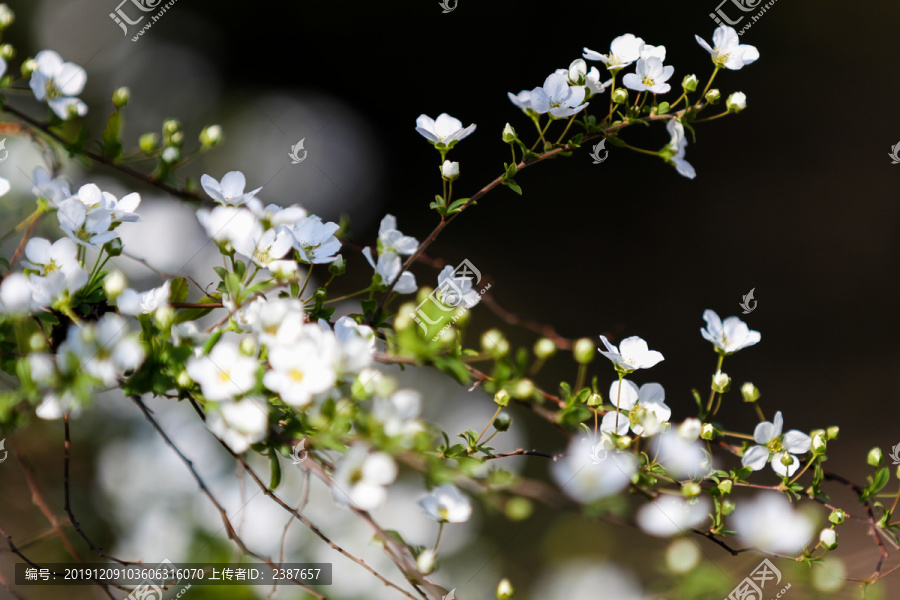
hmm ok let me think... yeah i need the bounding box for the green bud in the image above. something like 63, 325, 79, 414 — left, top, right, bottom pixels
740, 382, 760, 402
493, 412, 512, 432
780, 453, 794, 467
826, 426, 839, 440
162, 118, 182, 136
20, 58, 36, 78
496, 578, 515, 599
328, 254, 345, 276
682, 74, 699, 92
494, 389, 510, 407
103, 270, 127, 299
502, 123, 518, 143
0, 4, 14, 29
504, 497, 532, 521
105, 238, 123, 257
139, 132, 159, 154
482, 329, 509, 357
717, 479, 733, 495
112, 87, 130, 109
868, 447, 883, 467
534, 337, 556, 359
701, 423, 715, 441
573, 338, 595, 364
239, 336, 258, 356
721, 499, 736, 515
199, 124, 224, 148
0, 43, 14, 60
169, 131, 184, 146
512, 379, 534, 399
155, 305, 175, 329
682, 482, 701, 498
812, 434, 826, 454
705, 89, 721, 104
28, 333, 46, 352
612, 88, 628, 104
828, 509, 846, 525
176, 370, 193, 388
586, 393, 603, 407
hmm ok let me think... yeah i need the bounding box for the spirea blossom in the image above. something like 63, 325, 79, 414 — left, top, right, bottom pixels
695, 25, 760, 70
186, 340, 259, 401
583, 34, 645, 70
332, 445, 397, 510
415, 113, 476, 148
700, 309, 761, 354
530, 73, 588, 118
741, 411, 812, 477
201, 171, 262, 206
419, 483, 473, 523
597, 335, 664, 373
731, 492, 814, 553
29, 50, 88, 120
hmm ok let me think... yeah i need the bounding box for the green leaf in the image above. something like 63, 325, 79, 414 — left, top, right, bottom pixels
269, 450, 282, 491
606, 136, 626, 147
170, 277, 189, 304
504, 180, 522, 195
102, 111, 123, 159
445, 198, 471, 215
505, 162, 518, 178
657, 102, 671, 115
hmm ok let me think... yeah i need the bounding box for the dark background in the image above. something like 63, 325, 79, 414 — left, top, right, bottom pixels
3, 0, 900, 597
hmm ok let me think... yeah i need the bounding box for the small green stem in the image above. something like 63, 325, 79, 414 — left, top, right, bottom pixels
554, 115, 577, 144
323, 288, 370, 305
700, 65, 721, 100
530, 120, 552, 152
706, 353, 725, 414
619, 141, 661, 157
475, 405, 503, 447
575, 363, 587, 392
692, 111, 730, 123
433, 522, 446, 554
614, 372, 624, 430
298, 266, 314, 298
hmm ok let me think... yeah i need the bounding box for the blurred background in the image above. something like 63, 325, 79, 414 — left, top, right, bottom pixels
1, 0, 899, 598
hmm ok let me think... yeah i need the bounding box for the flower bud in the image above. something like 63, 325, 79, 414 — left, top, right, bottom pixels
162, 118, 182, 136
494, 389, 510, 407
587, 393, 603, 407
416, 549, 436, 574
617, 435, 632, 449
812, 434, 826, 453
682, 482, 701, 498
780, 453, 794, 467
103, 270, 127, 299
534, 337, 556, 359
328, 254, 346, 276
826, 426, 839, 440
482, 329, 509, 357
721, 499, 736, 515
819, 528, 837, 550
161, 146, 180, 164
711, 370, 730, 393
679, 418, 702, 441
269, 260, 299, 281
740, 382, 760, 402
682, 74, 699, 92
701, 422, 715, 441
169, 131, 184, 146
726, 91, 747, 113
568, 58, 587, 85
868, 447, 883, 467
176, 370, 193, 388
496, 578, 515, 599
139, 132, 159, 154
0, 4, 14, 29
512, 379, 534, 399
28, 333, 46, 352
239, 336, 258, 356
718, 479, 733, 495
199, 124, 224, 148
828, 509, 846, 525
112, 87, 130, 109
440, 160, 459, 181
705, 89, 721, 104
155, 305, 175, 329
493, 412, 512, 432
502, 123, 518, 143
612, 88, 629, 104
0, 43, 14, 60
105, 237, 123, 257
20, 58, 36, 77
573, 338, 594, 364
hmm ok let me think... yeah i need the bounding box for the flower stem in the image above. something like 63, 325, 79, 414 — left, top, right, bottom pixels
706, 353, 725, 414
614, 372, 624, 430
433, 522, 446, 554
475, 405, 503, 447
530, 120, 552, 152
554, 115, 577, 145
618, 141, 661, 157
575, 363, 587, 392
298, 266, 314, 299
692, 111, 730, 123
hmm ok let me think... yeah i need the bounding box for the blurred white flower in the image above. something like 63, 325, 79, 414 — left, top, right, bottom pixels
246, 198, 307, 228
186, 340, 258, 401
700, 309, 761, 354
731, 492, 814, 553
205, 396, 268, 453
21, 237, 87, 292
117, 280, 171, 316
372, 389, 424, 439
31, 167, 71, 206
263, 329, 336, 406
666, 119, 696, 180
535, 562, 643, 600
327, 316, 376, 376
378, 214, 419, 255
332, 446, 397, 510
29, 50, 88, 120
0, 273, 33, 314
419, 483, 472, 523
652, 431, 709, 480
636, 495, 711, 537
246, 297, 306, 347
201, 171, 262, 206
195, 205, 259, 247
57, 314, 145, 386
363, 247, 417, 294
552, 437, 636, 503
507, 90, 532, 112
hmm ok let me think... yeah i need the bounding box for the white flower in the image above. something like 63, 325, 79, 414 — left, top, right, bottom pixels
21, 237, 87, 292
267, 260, 299, 281
263, 330, 336, 406
741, 411, 811, 477
206, 396, 268, 454
186, 340, 258, 401
28, 272, 72, 307
436, 264, 481, 308
597, 335, 664, 373
640, 44, 667, 62
678, 418, 703, 442
665, 119, 696, 180
200, 171, 262, 206
328, 316, 376, 375
57, 314, 146, 386
623, 57, 675, 94
0, 176, 9, 197
246, 198, 307, 228
507, 90, 533, 112
440, 160, 459, 180
652, 431, 709, 480
378, 214, 419, 255
117, 280, 171, 315
29, 50, 88, 120
695, 25, 760, 70
36, 391, 80, 420
415, 113, 476, 147
291, 216, 342, 264
583, 34, 645, 70
232, 223, 294, 268
372, 389, 423, 438
551, 437, 637, 503
195, 205, 259, 247
700, 309, 761, 354
637, 495, 711, 537
585, 67, 611, 96
32, 167, 71, 206
530, 73, 588, 118
332, 446, 397, 510
0, 273, 34, 314
731, 492, 814, 553
419, 483, 473, 523
69, 184, 141, 224
57, 199, 118, 248
363, 247, 417, 294
246, 297, 306, 347
601, 380, 670, 436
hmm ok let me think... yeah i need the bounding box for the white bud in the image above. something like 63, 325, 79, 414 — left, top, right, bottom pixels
812, 434, 826, 453
416, 549, 437, 574
678, 418, 702, 441
568, 58, 587, 85
0, 4, 14, 29
440, 160, 459, 181
103, 270, 127, 299
819, 528, 837, 549
700, 422, 715, 440
161, 146, 180, 164
727, 92, 747, 113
